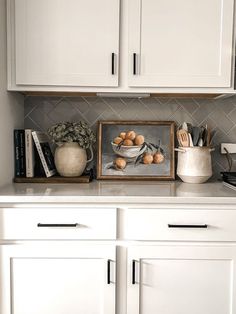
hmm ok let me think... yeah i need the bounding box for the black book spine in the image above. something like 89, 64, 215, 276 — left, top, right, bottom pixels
19, 130, 26, 176
34, 144, 45, 177
14, 130, 21, 177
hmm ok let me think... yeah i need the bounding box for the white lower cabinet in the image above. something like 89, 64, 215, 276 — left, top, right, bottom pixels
0, 244, 116, 314
2, 206, 236, 314
127, 245, 236, 314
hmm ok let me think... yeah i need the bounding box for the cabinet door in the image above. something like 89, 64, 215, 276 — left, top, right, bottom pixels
127, 245, 236, 314
14, 0, 120, 86
0, 244, 116, 314
128, 0, 234, 88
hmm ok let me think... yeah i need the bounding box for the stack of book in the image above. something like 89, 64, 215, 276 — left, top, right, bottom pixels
14, 130, 56, 178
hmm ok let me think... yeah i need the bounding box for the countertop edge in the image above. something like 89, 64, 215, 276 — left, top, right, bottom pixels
0, 195, 236, 205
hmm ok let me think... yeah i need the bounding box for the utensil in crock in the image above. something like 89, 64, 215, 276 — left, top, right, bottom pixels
177, 129, 190, 147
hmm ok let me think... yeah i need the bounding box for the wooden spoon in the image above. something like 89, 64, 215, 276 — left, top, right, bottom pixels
177, 129, 190, 147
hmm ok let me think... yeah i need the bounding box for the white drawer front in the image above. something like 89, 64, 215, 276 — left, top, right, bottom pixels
121, 208, 236, 241
0, 208, 116, 240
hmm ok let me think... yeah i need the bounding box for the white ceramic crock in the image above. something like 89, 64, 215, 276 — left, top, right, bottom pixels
54, 142, 93, 177
175, 147, 215, 184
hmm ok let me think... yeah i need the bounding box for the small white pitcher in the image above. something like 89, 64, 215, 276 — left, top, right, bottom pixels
175, 147, 215, 184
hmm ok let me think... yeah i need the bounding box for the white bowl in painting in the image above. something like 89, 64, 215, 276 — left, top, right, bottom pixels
111, 142, 146, 158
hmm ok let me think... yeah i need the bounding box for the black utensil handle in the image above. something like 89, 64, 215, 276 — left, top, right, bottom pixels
133, 53, 137, 75
107, 259, 111, 284
37, 223, 79, 228
132, 260, 136, 284
112, 53, 115, 75
168, 224, 208, 229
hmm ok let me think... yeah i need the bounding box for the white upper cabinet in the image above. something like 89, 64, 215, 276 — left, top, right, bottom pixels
128, 0, 235, 88
8, 0, 236, 91
13, 0, 120, 87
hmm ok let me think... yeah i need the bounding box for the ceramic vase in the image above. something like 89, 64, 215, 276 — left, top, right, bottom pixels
54, 142, 93, 177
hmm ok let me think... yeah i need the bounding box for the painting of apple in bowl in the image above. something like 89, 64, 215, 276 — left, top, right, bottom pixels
97, 121, 175, 180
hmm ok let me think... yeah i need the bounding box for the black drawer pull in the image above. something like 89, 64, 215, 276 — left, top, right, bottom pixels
132, 260, 136, 284
133, 53, 137, 75
111, 53, 115, 75
37, 223, 79, 228
107, 259, 111, 284
168, 224, 208, 229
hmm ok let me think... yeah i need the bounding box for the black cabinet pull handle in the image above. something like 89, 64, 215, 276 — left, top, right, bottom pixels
37, 223, 79, 228
107, 259, 111, 284
132, 260, 136, 284
133, 53, 137, 75
112, 53, 115, 75
168, 224, 208, 229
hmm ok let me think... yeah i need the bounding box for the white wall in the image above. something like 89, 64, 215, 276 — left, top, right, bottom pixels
0, 0, 24, 187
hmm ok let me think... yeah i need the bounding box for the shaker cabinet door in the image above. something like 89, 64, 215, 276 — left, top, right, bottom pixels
127, 245, 236, 314
13, 0, 120, 86
0, 244, 116, 314
128, 0, 234, 87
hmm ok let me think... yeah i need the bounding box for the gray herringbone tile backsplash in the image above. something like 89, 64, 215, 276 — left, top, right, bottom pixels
24, 96, 236, 179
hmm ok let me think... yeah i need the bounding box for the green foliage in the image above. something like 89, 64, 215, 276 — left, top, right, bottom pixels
48, 121, 96, 149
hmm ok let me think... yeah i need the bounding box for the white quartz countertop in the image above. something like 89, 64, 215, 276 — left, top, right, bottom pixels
0, 181, 235, 205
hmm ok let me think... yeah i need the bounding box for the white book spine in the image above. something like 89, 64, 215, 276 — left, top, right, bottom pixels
25, 129, 34, 177
32, 132, 51, 177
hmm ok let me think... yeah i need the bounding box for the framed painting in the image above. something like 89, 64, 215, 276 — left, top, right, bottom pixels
97, 121, 175, 180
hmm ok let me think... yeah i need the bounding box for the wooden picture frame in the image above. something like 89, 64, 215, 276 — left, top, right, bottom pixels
97, 121, 175, 180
